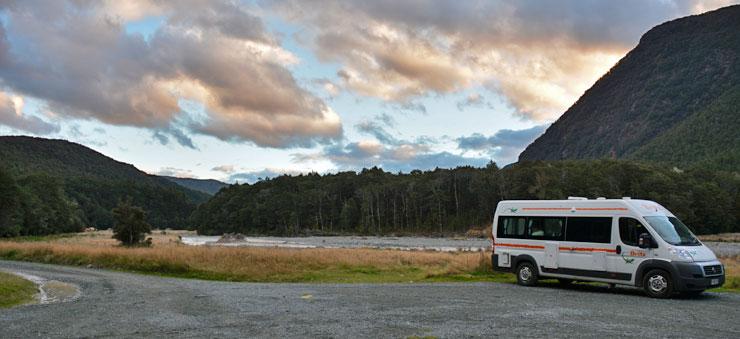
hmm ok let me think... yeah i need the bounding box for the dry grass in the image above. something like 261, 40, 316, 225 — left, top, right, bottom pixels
699, 233, 740, 242
0, 232, 499, 283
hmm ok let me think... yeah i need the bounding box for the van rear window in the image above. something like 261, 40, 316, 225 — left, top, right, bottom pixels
527, 217, 565, 241
498, 217, 526, 238
565, 217, 612, 243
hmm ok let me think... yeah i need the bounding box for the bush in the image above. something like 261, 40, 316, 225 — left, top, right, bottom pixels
112, 198, 152, 246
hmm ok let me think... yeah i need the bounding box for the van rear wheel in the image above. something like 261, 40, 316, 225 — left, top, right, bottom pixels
516, 262, 538, 286
643, 269, 673, 298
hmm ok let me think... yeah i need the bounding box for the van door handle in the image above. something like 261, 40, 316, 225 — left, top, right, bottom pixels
616, 245, 622, 255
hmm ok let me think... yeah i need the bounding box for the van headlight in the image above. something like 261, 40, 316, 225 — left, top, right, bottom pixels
668, 247, 694, 262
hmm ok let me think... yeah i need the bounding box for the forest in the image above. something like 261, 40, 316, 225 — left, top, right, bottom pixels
191, 160, 740, 236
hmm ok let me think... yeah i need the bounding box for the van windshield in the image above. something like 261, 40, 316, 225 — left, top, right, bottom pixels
644, 216, 701, 246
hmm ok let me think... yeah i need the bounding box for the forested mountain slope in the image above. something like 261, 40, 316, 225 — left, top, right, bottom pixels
0, 136, 208, 232
191, 161, 740, 236
519, 5, 740, 171
162, 176, 228, 195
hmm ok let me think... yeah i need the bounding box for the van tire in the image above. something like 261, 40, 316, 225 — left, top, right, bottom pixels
643, 269, 673, 298
516, 262, 538, 286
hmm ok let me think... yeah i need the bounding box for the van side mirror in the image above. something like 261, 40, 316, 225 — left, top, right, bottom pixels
638, 233, 655, 249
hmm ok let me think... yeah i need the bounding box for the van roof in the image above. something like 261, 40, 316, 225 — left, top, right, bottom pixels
495, 198, 674, 217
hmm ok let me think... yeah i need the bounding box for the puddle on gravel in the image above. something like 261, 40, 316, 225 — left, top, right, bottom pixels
10, 272, 81, 305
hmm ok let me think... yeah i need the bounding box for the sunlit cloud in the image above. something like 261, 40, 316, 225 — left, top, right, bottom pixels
0, 0, 341, 148
268, 0, 735, 120
0, 91, 59, 135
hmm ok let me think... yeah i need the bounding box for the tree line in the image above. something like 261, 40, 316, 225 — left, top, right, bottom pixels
191, 160, 740, 236
0, 166, 198, 237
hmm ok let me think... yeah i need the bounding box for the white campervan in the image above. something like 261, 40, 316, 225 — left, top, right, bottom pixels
492, 197, 725, 298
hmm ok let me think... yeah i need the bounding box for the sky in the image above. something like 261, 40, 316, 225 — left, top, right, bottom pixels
0, 0, 737, 183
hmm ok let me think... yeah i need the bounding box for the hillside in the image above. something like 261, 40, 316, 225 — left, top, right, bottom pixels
0, 136, 209, 230
519, 5, 740, 171
162, 176, 228, 195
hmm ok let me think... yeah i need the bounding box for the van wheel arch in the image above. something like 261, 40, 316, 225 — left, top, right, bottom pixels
635, 260, 677, 287
511, 254, 538, 272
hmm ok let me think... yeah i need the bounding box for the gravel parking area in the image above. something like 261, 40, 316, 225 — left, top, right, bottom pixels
1, 260, 739, 338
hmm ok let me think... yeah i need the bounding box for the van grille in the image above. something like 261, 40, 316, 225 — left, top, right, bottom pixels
703, 265, 723, 276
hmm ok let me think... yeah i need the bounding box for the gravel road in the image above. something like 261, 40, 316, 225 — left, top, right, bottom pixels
1, 260, 739, 338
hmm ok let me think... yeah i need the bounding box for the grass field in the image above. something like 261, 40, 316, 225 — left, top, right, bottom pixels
0, 231, 736, 293
0, 231, 513, 283
0, 271, 37, 308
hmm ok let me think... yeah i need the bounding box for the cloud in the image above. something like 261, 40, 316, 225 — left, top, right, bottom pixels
355, 120, 399, 145
228, 168, 304, 184
456, 93, 492, 111
151, 127, 196, 149
211, 165, 236, 174
294, 138, 488, 173
0, 0, 341, 148
154, 166, 195, 178
268, 0, 737, 120
457, 124, 549, 164
0, 91, 59, 135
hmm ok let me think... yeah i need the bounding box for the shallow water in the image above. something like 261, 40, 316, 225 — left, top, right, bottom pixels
180, 235, 740, 255
10, 272, 80, 305
181, 235, 492, 252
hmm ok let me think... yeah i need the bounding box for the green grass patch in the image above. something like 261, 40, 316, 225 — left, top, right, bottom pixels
0, 271, 37, 308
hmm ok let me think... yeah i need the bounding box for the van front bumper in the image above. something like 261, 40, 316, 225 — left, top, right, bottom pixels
672, 261, 725, 291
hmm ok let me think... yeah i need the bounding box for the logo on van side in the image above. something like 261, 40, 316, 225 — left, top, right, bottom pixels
508, 208, 518, 213
621, 255, 635, 264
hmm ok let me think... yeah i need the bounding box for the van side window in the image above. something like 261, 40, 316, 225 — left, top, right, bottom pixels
619, 217, 645, 247
527, 217, 565, 240
565, 217, 612, 243
498, 217, 526, 238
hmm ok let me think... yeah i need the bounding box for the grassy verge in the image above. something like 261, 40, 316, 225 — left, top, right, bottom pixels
0, 271, 37, 308
0, 240, 513, 283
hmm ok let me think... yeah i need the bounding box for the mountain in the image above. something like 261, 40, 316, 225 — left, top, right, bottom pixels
519, 5, 740, 171
162, 176, 228, 195
0, 136, 209, 230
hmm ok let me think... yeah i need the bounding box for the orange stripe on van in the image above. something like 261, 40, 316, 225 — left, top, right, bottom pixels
521, 208, 570, 211
559, 246, 617, 253
494, 243, 545, 250
575, 208, 628, 211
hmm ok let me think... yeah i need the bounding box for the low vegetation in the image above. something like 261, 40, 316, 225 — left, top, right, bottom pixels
0, 271, 37, 308
0, 231, 509, 283
0, 232, 737, 293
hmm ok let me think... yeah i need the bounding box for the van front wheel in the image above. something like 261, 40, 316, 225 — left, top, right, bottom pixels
643, 269, 673, 298
516, 262, 538, 286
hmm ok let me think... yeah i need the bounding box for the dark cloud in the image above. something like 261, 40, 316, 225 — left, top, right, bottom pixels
151, 127, 196, 149
457, 124, 548, 164
0, 91, 59, 135
355, 120, 399, 145
0, 0, 341, 148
